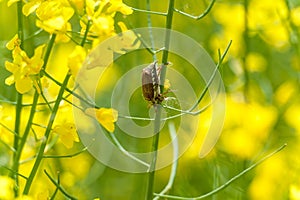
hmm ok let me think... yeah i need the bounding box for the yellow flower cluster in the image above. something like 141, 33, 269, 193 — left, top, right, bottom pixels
7, 0, 133, 44
5, 35, 45, 94
1, 0, 134, 197
79, 0, 133, 44
221, 96, 277, 159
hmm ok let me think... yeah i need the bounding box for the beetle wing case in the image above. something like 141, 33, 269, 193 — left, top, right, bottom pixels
142, 61, 160, 103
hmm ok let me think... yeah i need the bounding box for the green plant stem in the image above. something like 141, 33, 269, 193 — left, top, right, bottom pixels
173, 0, 215, 20
12, 93, 22, 195
81, 20, 91, 46
153, 122, 178, 200
188, 41, 232, 112
43, 34, 57, 67
131, 7, 167, 16
146, 0, 157, 61
17, 0, 24, 43
11, 0, 24, 195
11, 92, 38, 180
23, 17, 90, 193
243, 0, 249, 100
1, 166, 28, 181
43, 71, 96, 108
154, 144, 287, 199
110, 134, 150, 168
11, 34, 56, 195
44, 170, 78, 200
23, 73, 71, 194
145, 1, 175, 200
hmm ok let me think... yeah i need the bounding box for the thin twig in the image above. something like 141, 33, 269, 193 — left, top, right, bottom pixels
189, 40, 232, 112
154, 122, 178, 200
43, 71, 97, 108
0, 122, 21, 139
43, 147, 88, 158
173, 0, 216, 20
154, 143, 287, 199
131, 7, 167, 16
50, 172, 60, 200
44, 170, 78, 200
0, 165, 28, 180
110, 134, 150, 168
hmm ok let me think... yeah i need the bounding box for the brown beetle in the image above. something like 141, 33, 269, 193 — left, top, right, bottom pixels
142, 61, 164, 105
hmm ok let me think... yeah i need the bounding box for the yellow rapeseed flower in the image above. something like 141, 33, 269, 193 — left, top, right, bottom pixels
211, 3, 244, 58
108, 0, 133, 15
291, 7, 300, 26
109, 21, 141, 53
7, 0, 19, 7
249, 156, 287, 199
23, 0, 74, 41
22, 0, 42, 16
290, 184, 300, 200
248, 0, 289, 49
285, 103, 300, 134
5, 36, 45, 94
245, 52, 267, 72
221, 96, 277, 159
15, 195, 34, 200
5, 34, 20, 50
80, 0, 132, 45
53, 123, 80, 148
0, 176, 14, 200
68, 45, 86, 77
85, 107, 118, 132
274, 81, 297, 105
36, 0, 74, 32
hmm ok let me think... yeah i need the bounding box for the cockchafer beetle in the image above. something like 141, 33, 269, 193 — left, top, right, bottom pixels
142, 61, 164, 105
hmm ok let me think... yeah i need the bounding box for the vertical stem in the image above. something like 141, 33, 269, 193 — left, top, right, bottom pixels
11, 34, 56, 196
243, 0, 249, 100
80, 20, 91, 47
23, 73, 72, 194
145, 1, 175, 200
160, 0, 175, 93
146, 0, 156, 61
23, 17, 90, 194
12, 0, 24, 196
12, 94, 22, 196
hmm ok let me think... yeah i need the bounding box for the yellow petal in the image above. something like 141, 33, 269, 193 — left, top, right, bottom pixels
96, 108, 118, 132
6, 34, 19, 50
22, 0, 41, 16
108, 0, 133, 15
65, 123, 79, 142
29, 44, 45, 74
15, 77, 32, 94
5, 61, 17, 73
164, 79, 171, 90
68, 45, 86, 77
43, 17, 65, 31
7, 0, 19, 7
60, 134, 75, 148
96, 108, 118, 122
85, 108, 118, 132
33, 44, 45, 58
0, 176, 14, 200
117, 21, 127, 32
53, 123, 79, 148
5, 75, 15, 86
